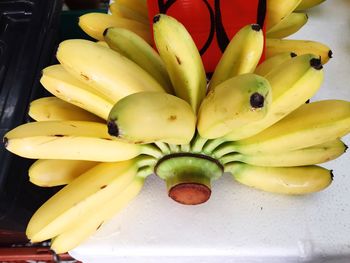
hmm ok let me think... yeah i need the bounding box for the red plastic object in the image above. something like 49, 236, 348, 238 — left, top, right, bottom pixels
147, 0, 266, 73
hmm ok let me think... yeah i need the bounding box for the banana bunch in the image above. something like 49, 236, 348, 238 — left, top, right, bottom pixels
3, 11, 349, 254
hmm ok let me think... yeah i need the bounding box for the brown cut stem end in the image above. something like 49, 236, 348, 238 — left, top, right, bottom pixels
168, 183, 211, 205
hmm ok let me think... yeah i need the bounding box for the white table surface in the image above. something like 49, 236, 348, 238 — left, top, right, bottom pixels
70, 1, 350, 262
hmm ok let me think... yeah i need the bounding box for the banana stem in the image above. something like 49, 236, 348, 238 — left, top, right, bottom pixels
140, 144, 163, 159
135, 155, 157, 168
219, 153, 241, 164
180, 144, 190, 152
190, 134, 208, 153
212, 142, 237, 159
203, 138, 228, 155
137, 166, 154, 178
168, 144, 181, 153
154, 142, 171, 155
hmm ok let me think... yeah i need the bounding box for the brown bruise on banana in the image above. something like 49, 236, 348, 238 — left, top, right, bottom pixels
168, 115, 177, 121
80, 72, 90, 81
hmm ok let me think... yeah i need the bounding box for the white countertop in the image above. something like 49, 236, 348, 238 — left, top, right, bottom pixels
70, 1, 350, 262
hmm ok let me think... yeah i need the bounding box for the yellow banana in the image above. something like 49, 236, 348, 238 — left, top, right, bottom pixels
153, 14, 207, 114
26, 159, 139, 242
4, 121, 142, 162
225, 163, 332, 195
40, 65, 113, 120
266, 12, 308, 39
28, 97, 103, 122
266, 38, 332, 64
208, 24, 264, 90
254, 52, 296, 77
109, 2, 149, 24
197, 73, 272, 139
266, 0, 302, 30
107, 92, 196, 145
96, 40, 109, 48
104, 27, 173, 93
29, 159, 99, 187
221, 100, 350, 155
78, 12, 151, 43
224, 54, 324, 141
219, 139, 347, 167
295, 0, 326, 10
56, 39, 165, 104
50, 176, 145, 254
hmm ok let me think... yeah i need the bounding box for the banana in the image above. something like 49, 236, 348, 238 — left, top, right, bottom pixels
96, 40, 109, 48
26, 159, 139, 242
266, 12, 308, 39
224, 54, 324, 141
109, 2, 149, 24
40, 65, 113, 120
295, 0, 326, 10
29, 159, 99, 187
208, 24, 264, 90
56, 39, 165, 104
4, 121, 142, 162
113, 0, 149, 19
78, 12, 151, 43
153, 14, 207, 114
28, 97, 103, 122
104, 27, 173, 93
221, 100, 350, 155
197, 74, 272, 139
225, 163, 332, 195
219, 139, 347, 167
266, 38, 332, 64
254, 52, 296, 77
107, 92, 196, 145
266, 0, 302, 30
50, 176, 145, 254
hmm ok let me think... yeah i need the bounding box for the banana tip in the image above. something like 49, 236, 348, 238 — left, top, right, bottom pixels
102, 27, 109, 37
107, 120, 119, 137
310, 58, 323, 70
153, 14, 161, 24
250, 93, 265, 108
251, 24, 261, 31
328, 50, 333, 58
3, 137, 8, 148
290, 52, 297, 58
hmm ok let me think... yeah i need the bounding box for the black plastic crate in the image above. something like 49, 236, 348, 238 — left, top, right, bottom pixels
0, 0, 63, 231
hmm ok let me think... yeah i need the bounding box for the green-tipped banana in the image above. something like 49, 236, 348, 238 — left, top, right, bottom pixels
254, 52, 296, 77
266, 12, 308, 39
107, 92, 196, 145
266, 0, 302, 30
226, 163, 332, 195
26, 159, 139, 242
50, 176, 145, 254
56, 39, 165, 104
208, 24, 264, 90
295, 0, 326, 10
104, 27, 173, 93
224, 100, 350, 155
197, 74, 272, 139
40, 65, 114, 120
4, 121, 141, 162
219, 139, 347, 167
153, 14, 207, 113
28, 97, 103, 122
225, 54, 324, 141
266, 38, 332, 64
29, 160, 99, 187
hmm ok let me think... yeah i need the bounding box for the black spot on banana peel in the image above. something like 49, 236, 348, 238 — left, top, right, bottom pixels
153, 14, 161, 24
310, 58, 323, 70
107, 120, 119, 137
250, 92, 265, 108
251, 24, 261, 31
